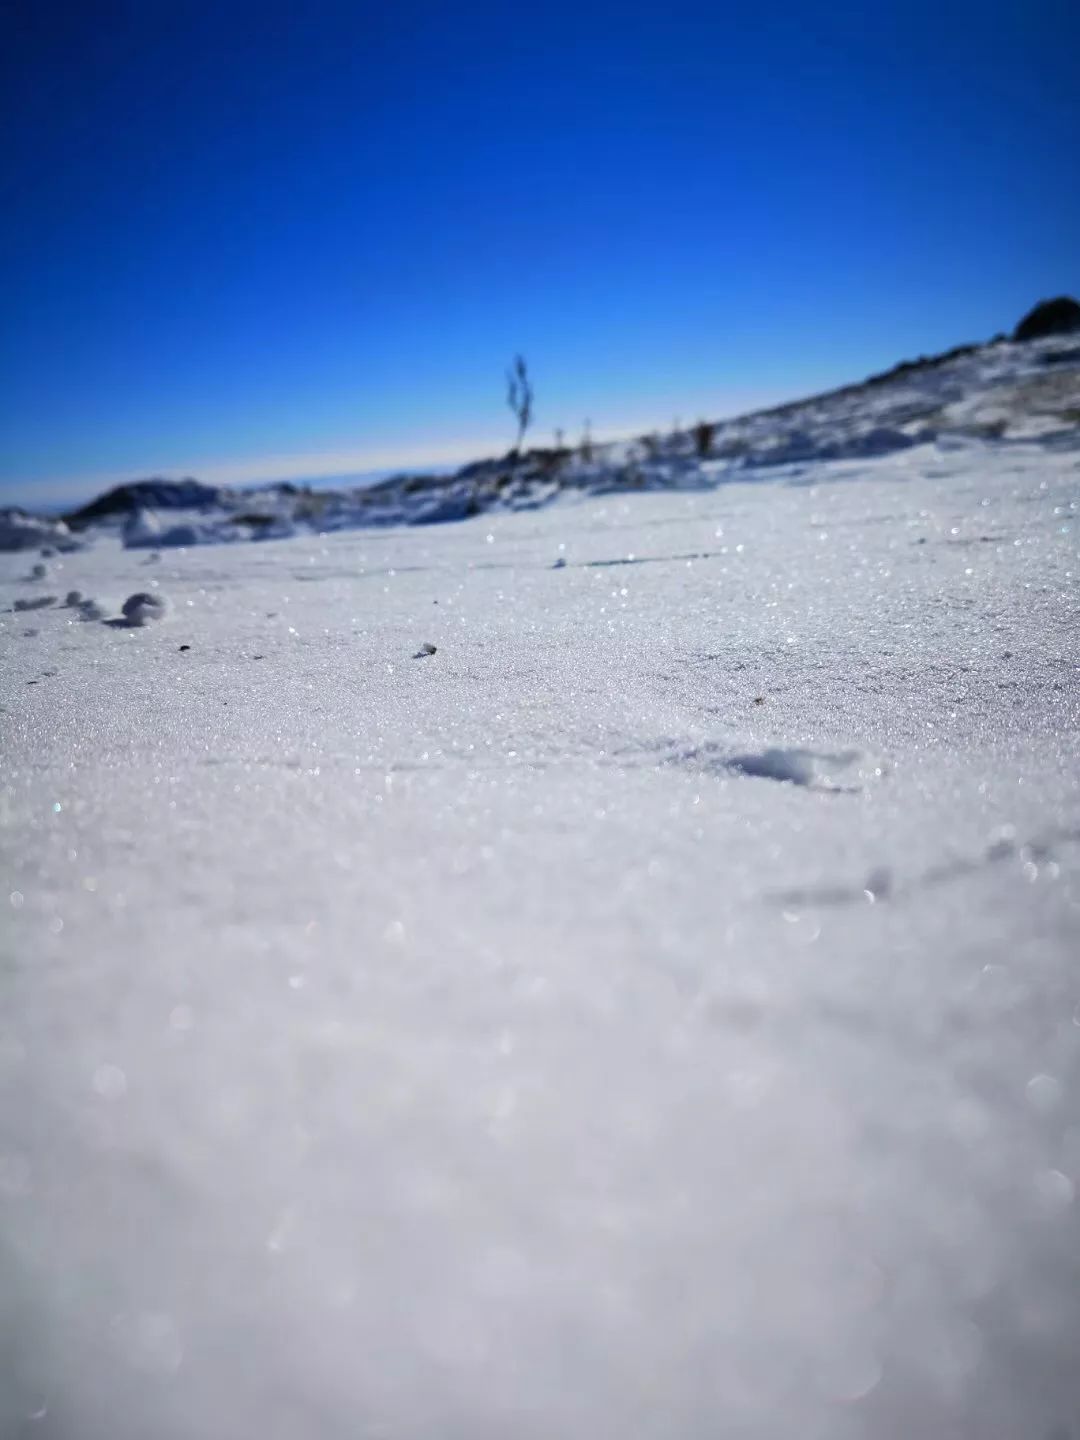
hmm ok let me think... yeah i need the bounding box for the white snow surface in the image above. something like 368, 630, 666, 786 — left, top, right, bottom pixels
2, 425, 1080, 1439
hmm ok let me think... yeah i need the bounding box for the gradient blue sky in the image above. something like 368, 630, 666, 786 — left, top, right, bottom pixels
2, 0, 1078, 505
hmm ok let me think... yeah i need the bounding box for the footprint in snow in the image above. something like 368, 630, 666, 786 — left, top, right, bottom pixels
677, 744, 875, 791
726, 747, 863, 788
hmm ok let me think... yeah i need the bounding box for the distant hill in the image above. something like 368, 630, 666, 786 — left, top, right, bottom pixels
64, 477, 224, 528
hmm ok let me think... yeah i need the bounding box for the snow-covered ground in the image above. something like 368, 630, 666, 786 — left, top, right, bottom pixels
2, 360, 1080, 1436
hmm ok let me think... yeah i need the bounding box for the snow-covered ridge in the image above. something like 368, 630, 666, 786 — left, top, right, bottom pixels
6, 330, 1080, 554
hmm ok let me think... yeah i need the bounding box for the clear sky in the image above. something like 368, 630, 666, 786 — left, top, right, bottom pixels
2, 0, 1078, 506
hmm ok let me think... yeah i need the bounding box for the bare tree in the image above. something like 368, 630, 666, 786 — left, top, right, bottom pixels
506, 355, 533, 454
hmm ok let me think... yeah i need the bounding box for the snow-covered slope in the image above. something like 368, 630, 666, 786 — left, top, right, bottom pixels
1, 347, 1079, 1439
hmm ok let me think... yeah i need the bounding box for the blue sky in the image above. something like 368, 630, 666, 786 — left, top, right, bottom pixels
2, 0, 1078, 505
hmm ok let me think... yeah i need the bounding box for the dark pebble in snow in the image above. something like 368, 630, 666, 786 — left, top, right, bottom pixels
179, 644, 191, 651
413, 642, 437, 658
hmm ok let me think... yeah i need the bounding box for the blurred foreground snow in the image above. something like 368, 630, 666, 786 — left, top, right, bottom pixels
2, 434, 1079, 1438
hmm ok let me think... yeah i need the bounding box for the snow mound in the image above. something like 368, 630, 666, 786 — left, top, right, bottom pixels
123, 509, 243, 549
12, 594, 57, 612
122, 509, 162, 547
0, 510, 76, 552
121, 591, 168, 625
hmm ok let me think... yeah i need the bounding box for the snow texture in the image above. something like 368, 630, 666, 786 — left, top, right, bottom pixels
1, 349, 1079, 1440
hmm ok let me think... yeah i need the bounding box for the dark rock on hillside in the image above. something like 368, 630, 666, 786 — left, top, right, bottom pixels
1013, 297, 1080, 343
65, 477, 224, 527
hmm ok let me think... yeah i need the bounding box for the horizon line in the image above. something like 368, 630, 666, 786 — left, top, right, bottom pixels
1, 388, 792, 511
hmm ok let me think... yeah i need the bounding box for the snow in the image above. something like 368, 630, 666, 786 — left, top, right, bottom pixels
0, 511, 76, 553
12, 594, 58, 612
703, 744, 867, 788
1, 358, 1079, 1437
124, 510, 230, 551
120, 591, 169, 626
